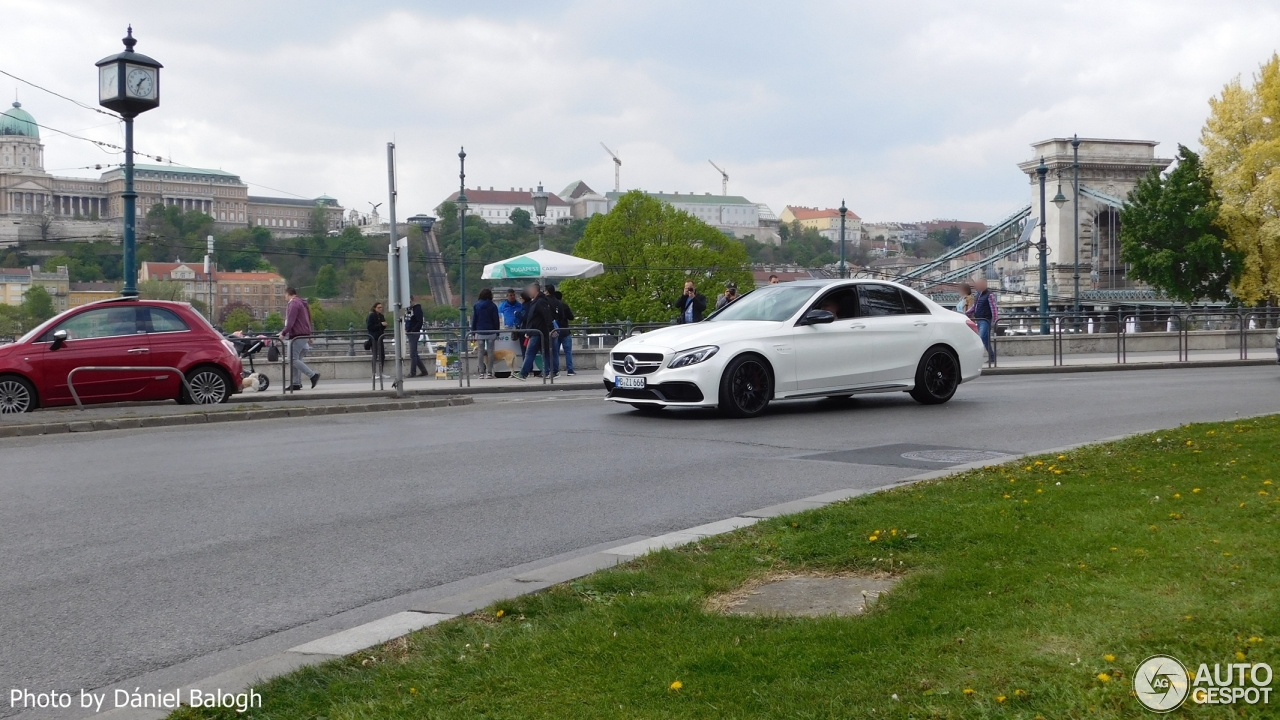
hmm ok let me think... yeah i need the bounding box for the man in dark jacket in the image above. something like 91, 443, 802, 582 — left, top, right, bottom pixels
405, 296, 428, 377
676, 280, 707, 324
543, 284, 576, 377
516, 282, 554, 380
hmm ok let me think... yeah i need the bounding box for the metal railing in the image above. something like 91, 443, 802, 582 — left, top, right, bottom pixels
67, 365, 195, 410
985, 308, 1278, 368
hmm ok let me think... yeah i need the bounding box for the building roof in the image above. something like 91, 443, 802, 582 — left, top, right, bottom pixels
785, 206, 862, 221
560, 180, 600, 200
0, 267, 32, 280
216, 271, 285, 282
0, 102, 39, 139
444, 189, 569, 206
606, 191, 756, 206
104, 164, 243, 181
140, 262, 214, 282
248, 195, 340, 208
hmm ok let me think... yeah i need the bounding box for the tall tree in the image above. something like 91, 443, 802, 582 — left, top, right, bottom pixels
315, 264, 340, 298
1201, 53, 1280, 305
561, 191, 752, 322
21, 285, 56, 323
1120, 145, 1241, 304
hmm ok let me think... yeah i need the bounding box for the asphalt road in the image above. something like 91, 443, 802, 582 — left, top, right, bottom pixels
2, 366, 1278, 704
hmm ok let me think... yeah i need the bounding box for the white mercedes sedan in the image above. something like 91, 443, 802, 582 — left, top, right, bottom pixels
603, 279, 985, 417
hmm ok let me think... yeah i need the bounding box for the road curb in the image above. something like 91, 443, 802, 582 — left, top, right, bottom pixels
982, 358, 1273, 375
230, 380, 601, 403
0, 396, 474, 439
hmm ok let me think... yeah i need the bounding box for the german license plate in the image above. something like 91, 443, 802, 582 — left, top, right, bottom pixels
616, 375, 646, 389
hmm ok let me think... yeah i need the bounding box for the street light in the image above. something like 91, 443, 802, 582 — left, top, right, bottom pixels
1036, 157, 1050, 334
531, 183, 548, 250
456, 148, 468, 334
96, 26, 161, 298
1071, 134, 1081, 313
838, 199, 848, 279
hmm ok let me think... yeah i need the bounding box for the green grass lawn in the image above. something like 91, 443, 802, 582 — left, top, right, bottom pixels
173, 416, 1280, 719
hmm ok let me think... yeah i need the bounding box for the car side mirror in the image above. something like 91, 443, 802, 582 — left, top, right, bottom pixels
800, 309, 836, 326
50, 329, 68, 350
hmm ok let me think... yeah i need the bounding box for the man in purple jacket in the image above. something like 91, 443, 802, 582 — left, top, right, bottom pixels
281, 288, 319, 390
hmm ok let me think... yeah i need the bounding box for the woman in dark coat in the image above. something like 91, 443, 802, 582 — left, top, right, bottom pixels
471, 288, 501, 378
366, 302, 387, 374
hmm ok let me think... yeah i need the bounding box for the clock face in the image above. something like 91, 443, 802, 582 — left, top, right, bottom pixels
125, 66, 156, 100
99, 65, 119, 103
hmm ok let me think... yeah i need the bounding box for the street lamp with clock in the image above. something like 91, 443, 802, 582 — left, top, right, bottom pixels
96, 26, 162, 297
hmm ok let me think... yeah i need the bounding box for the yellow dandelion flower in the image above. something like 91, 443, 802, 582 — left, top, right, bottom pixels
1223, 552, 1231, 556
890, 528, 898, 536
1207, 430, 1216, 435
1186, 440, 1193, 446
1036, 488, 1043, 493
1184, 615, 1192, 621
1015, 688, 1027, 697
1097, 673, 1112, 683
1054, 470, 1063, 475
1104, 654, 1116, 662
1248, 636, 1264, 645
1173, 493, 1181, 499
669, 680, 683, 691
995, 695, 1007, 703
1024, 466, 1033, 471
1260, 491, 1269, 496
869, 535, 878, 542
1236, 651, 1247, 661
1034, 461, 1044, 466
1003, 494, 1011, 499
1169, 512, 1182, 519
1110, 547, 1118, 551
1240, 503, 1247, 508
1149, 525, 1158, 530
495, 609, 504, 618
963, 688, 975, 696
1057, 455, 1066, 459
409, 687, 418, 695
1193, 488, 1201, 493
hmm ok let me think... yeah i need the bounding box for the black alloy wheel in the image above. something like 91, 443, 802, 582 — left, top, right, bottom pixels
719, 355, 772, 418
0, 375, 36, 413
182, 367, 232, 405
909, 346, 959, 405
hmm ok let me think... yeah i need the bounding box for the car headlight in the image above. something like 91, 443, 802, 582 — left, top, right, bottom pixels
668, 345, 719, 369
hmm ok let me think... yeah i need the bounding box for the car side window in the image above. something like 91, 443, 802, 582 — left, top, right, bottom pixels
47, 307, 142, 341
857, 284, 907, 316
899, 289, 931, 315
144, 307, 190, 333
808, 288, 859, 319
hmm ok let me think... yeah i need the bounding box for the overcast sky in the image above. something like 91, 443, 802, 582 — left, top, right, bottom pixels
3, 0, 1277, 224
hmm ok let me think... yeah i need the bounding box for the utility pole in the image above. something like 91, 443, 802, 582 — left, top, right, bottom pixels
386, 142, 404, 397
1036, 157, 1050, 335
838, 200, 848, 279
457, 148, 469, 351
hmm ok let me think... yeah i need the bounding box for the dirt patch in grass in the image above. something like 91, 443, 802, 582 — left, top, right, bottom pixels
706, 569, 901, 617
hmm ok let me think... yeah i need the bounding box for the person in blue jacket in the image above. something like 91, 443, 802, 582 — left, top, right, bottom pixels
471, 288, 501, 379
498, 288, 522, 329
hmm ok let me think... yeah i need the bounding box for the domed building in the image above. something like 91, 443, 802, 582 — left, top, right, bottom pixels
1, 101, 344, 247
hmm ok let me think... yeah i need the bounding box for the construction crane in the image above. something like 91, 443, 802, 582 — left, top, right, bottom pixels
600, 142, 621, 192
709, 160, 728, 195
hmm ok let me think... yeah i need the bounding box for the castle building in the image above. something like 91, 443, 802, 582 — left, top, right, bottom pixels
0, 101, 344, 245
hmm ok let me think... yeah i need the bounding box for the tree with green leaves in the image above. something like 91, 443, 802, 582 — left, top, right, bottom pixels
561, 191, 753, 322
221, 306, 253, 333
1120, 145, 1241, 304
315, 264, 340, 298
21, 285, 56, 324
262, 312, 284, 332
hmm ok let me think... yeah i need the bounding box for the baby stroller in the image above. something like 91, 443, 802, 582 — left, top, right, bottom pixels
226, 332, 271, 392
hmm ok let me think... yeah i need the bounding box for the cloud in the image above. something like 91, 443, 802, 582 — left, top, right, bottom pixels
1, 0, 1277, 223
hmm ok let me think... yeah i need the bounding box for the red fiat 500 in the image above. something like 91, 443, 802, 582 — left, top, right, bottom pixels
0, 297, 242, 413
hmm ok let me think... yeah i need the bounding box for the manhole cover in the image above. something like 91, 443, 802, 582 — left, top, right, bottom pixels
900, 449, 1014, 464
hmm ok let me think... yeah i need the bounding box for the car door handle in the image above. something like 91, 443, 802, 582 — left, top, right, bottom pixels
127, 348, 149, 354
848, 324, 866, 330
914, 322, 929, 326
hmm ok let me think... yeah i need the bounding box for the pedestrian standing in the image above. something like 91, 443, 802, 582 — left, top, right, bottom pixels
676, 281, 706, 324
406, 295, 428, 377
498, 288, 521, 329
280, 287, 319, 390
955, 282, 975, 314
515, 282, 553, 381
967, 278, 999, 363
471, 288, 500, 379
366, 302, 388, 377
769, 274, 779, 284
544, 284, 576, 377
715, 281, 739, 310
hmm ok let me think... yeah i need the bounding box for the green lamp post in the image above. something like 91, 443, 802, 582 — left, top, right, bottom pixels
96, 26, 162, 298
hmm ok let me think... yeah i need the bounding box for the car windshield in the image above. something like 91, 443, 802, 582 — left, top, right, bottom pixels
707, 285, 817, 322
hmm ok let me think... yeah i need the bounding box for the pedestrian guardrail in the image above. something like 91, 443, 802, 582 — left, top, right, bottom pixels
67, 365, 195, 410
